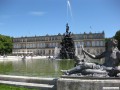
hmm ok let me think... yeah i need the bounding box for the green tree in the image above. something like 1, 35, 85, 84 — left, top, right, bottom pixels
114, 30, 120, 50
105, 38, 111, 42
0, 34, 13, 55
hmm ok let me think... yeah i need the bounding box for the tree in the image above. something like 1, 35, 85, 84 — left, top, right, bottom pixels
114, 30, 120, 50
105, 38, 111, 42
0, 34, 13, 55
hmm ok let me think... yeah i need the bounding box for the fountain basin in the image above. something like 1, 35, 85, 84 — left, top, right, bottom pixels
57, 76, 120, 90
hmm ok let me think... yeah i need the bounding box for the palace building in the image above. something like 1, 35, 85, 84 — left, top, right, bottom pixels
12, 31, 105, 56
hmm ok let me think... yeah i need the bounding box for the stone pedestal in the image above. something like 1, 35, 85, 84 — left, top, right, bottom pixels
57, 76, 120, 90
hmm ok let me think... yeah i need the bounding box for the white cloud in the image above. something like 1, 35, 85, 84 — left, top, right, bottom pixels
29, 11, 46, 16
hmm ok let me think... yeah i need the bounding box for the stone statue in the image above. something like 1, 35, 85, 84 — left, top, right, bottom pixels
62, 39, 120, 77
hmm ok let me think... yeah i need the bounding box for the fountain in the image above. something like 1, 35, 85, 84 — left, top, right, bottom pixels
59, 23, 75, 59
61, 39, 120, 77
53, 47, 59, 59
58, 39, 120, 90
75, 46, 78, 56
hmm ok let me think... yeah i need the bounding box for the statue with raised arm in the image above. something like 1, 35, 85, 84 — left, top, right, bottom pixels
61, 39, 120, 77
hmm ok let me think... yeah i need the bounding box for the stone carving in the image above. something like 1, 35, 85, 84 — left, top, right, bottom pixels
62, 39, 120, 77
59, 23, 75, 59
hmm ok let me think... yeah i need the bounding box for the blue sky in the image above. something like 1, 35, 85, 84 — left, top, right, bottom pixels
0, 0, 120, 38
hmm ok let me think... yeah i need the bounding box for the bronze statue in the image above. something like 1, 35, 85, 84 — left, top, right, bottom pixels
65, 23, 71, 37
59, 23, 75, 59
66, 23, 69, 33
62, 39, 120, 77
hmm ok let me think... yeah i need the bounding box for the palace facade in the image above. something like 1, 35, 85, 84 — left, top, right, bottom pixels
12, 31, 105, 56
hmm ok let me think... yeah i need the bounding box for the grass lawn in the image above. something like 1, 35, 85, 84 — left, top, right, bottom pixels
0, 84, 38, 90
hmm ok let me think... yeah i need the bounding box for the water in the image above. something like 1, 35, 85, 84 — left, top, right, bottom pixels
67, 0, 72, 19
0, 59, 74, 78
54, 47, 59, 58
75, 46, 78, 56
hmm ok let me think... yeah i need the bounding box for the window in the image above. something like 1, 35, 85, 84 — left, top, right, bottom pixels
92, 41, 95, 46
100, 41, 103, 46
86, 41, 90, 47
96, 41, 99, 46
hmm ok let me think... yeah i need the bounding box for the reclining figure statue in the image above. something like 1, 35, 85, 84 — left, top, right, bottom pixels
62, 39, 120, 77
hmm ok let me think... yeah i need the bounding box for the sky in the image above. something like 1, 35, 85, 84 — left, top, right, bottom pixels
0, 0, 120, 38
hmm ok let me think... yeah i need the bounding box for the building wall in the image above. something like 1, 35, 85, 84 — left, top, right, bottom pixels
12, 32, 105, 56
